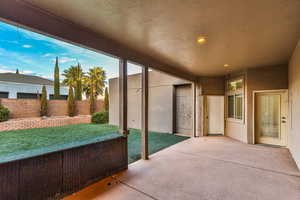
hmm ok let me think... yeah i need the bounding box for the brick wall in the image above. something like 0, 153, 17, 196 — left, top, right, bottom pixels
0, 98, 104, 119
0, 99, 40, 118
48, 100, 68, 116
0, 115, 91, 132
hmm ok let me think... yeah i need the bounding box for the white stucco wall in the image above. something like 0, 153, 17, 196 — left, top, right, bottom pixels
109, 71, 190, 133
0, 81, 69, 99
288, 41, 300, 168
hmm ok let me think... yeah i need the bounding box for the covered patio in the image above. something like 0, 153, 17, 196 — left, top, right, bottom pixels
64, 137, 300, 200
1, 0, 300, 199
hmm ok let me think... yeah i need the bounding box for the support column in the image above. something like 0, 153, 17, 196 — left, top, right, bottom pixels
192, 82, 197, 137
141, 66, 149, 160
119, 59, 129, 136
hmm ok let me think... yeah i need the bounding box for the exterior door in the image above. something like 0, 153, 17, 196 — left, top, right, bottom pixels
175, 85, 192, 136
207, 96, 224, 135
255, 91, 288, 146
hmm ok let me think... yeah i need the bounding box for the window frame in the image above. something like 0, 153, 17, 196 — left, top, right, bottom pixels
226, 76, 245, 123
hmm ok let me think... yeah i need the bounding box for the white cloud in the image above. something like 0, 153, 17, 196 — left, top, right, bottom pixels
22, 45, 32, 48
43, 53, 53, 57
0, 48, 43, 70
53, 57, 76, 64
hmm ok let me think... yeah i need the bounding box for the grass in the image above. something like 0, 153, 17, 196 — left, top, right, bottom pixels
0, 124, 189, 164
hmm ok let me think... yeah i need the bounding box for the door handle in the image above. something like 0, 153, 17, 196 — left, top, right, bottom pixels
282, 121, 286, 123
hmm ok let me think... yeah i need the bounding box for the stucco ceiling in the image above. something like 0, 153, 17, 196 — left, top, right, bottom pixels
26, 0, 300, 76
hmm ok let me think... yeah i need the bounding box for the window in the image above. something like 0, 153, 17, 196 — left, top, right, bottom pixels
235, 94, 243, 120
0, 92, 9, 98
227, 78, 244, 121
228, 95, 235, 118
228, 79, 243, 92
17, 93, 39, 99
49, 94, 68, 100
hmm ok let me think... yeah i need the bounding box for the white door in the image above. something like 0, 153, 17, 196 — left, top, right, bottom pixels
207, 96, 224, 135
255, 91, 288, 146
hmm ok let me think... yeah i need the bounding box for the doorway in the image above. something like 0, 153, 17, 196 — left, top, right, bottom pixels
254, 90, 288, 146
206, 96, 225, 135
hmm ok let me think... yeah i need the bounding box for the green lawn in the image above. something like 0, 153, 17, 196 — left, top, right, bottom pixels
0, 124, 189, 164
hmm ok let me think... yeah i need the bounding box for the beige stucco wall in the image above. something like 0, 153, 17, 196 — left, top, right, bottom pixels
109, 71, 190, 133
288, 41, 300, 167
225, 65, 288, 143
198, 77, 225, 95
246, 65, 288, 144
197, 77, 225, 136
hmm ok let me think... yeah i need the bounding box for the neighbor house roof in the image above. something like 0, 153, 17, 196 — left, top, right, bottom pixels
0, 73, 54, 85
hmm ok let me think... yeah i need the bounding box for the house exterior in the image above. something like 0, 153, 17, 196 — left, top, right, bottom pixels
0, 73, 68, 99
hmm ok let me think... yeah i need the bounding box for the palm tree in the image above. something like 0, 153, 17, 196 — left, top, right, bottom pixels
83, 67, 106, 99
83, 67, 106, 113
62, 63, 84, 100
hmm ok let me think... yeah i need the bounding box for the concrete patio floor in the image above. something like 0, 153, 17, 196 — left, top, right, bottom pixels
63, 136, 300, 200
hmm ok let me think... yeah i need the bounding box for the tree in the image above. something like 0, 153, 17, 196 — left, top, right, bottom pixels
54, 57, 60, 99
16, 69, 19, 74
104, 87, 109, 111
75, 64, 83, 100
89, 90, 95, 114
67, 87, 75, 117
62, 64, 84, 100
40, 85, 48, 117
83, 67, 106, 114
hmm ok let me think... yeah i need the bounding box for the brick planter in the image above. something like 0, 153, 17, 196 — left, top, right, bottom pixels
0, 115, 91, 132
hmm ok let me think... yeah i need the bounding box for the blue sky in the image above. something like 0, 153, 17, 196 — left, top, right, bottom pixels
0, 21, 141, 81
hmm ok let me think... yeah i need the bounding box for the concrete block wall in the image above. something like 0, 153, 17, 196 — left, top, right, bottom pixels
0, 115, 91, 132
0, 98, 104, 119
0, 99, 40, 118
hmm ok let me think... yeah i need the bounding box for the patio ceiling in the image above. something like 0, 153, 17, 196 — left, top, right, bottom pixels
3, 0, 300, 78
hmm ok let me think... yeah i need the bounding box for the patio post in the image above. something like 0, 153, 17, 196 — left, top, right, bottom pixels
192, 81, 197, 137
119, 58, 129, 136
141, 66, 149, 160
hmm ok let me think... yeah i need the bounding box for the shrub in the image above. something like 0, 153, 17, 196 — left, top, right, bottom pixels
91, 111, 108, 124
0, 105, 9, 122
89, 94, 95, 114
40, 85, 48, 116
68, 87, 75, 117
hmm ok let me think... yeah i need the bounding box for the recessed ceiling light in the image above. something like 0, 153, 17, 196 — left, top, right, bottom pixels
197, 37, 206, 44
224, 64, 230, 67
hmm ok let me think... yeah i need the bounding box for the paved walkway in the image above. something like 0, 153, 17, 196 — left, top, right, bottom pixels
64, 137, 300, 200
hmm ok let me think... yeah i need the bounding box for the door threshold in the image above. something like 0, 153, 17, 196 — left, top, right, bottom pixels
255, 143, 286, 148
207, 134, 224, 136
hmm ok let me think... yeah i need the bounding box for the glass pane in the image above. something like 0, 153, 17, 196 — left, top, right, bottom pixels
235, 94, 243, 120
228, 79, 243, 91
256, 94, 280, 138
235, 79, 243, 90
228, 95, 235, 118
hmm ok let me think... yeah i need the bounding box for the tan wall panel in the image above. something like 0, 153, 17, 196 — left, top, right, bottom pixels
288, 41, 300, 168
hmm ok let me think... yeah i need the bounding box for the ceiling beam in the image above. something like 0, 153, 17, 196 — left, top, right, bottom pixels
0, 0, 196, 81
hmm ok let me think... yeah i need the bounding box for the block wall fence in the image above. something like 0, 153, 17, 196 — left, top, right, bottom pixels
0, 98, 104, 119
